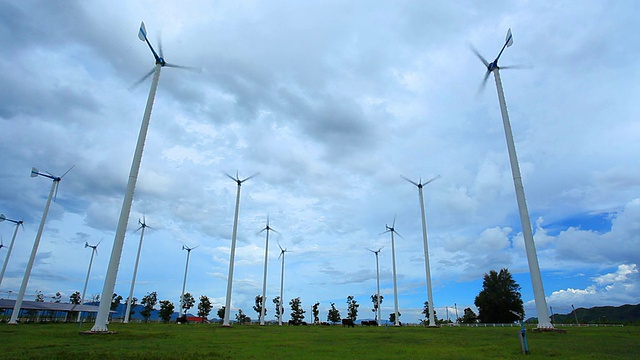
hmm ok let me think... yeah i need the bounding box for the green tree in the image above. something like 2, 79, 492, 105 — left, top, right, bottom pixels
216, 306, 225, 322
474, 268, 524, 323
312, 302, 320, 324
125, 297, 138, 321
70, 291, 81, 305
35, 291, 44, 302
389, 312, 401, 324
140, 291, 158, 323
197, 295, 212, 323
421, 301, 438, 324
51, 292, 62, 303
253, 295, 266, 322
327, 302, 341, 324
236, 309, 250, 324
273, 296, 283, 323
460, 307, 478, 324
371, 294, 383, 320
111, 293, 123, 311
346, 296, 359, 321
289, 297, 305, 324
159, 300, 175, 323
181, 292, 195, 314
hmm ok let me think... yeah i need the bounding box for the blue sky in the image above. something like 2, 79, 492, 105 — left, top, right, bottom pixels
0, 1, 638, 324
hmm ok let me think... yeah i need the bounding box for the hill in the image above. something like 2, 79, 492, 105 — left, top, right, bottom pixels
527, 303, 640, 324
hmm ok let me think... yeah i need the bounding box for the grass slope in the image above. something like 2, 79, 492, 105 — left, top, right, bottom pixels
1, 323, 638, 359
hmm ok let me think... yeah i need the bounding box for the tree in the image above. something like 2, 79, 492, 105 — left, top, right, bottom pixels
289, 297, 305, 324
197, 295, 212, 323
460, 307, 478, 324
371, 294, 383, 321
51, 292, 62, 303
159, 300, 175, 323
389, 312, 401, 324
273, 296, 283, 323
346, 296, 359, 321
70, 291, 81, 305
111, 293, 123, 311
421, 301, 438, 324
253, 295, 266, 322
474, 268, 524, 323
216, 306, 226, 322
140, 291, 158, 323
312, 302, 320, 324
35, 291, 44, 302
181, 292, 195, 314
236, 309, 250, 324
125, 297, 138, 321
327, 302, 341, 324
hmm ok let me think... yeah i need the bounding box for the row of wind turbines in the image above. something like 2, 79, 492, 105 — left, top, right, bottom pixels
2, 23, 553, 331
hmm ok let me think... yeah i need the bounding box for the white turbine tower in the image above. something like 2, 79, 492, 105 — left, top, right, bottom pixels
222, 171, 258, 327
367, 247, 382, 325
472, 28, 552, 329
402, 175, 440, 328
277, 243, 289, 326
0, 214, 23, 288
382, 217, 402, 327
124, 217, 151, 324
78, 241, 100, 322
90, 21, 194, 333
9, 165, 73, 325
179, 244, 196, 319
259, 216, 277, 326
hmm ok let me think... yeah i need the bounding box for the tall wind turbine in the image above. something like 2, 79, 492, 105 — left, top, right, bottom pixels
367, 247, 382, 325
382, 217, 402, 327
402, 175, 439, 327
472, 28, 552, 329
0, 214, 23, 288
91, 21, 194, 333
222, 171, 258, 327
124, 217, 151, 324
9, 165, 73, 325
78, 241, 100, 322
277, 243, 289, 326
179, 245, 196, 319
259, 216, 277, 326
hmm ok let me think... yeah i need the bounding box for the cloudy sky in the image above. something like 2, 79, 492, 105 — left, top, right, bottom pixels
0, 0, 638, 324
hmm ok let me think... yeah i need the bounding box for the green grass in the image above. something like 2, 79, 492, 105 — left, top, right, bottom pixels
0, 323, 638, 359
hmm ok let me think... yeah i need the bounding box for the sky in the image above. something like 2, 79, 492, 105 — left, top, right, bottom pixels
0, 0, 638, 325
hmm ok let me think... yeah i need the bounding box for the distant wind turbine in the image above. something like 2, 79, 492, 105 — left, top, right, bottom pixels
91, 21, 196, 333
382, 217, 402, 327
0, 214, 24, 288
9, 165, 73, 325
179, 244, 196, 319
78, 241, 100, 322
367, 247, 383, 325
277, 243, 289, 326
124, 217, 152, 324
259, 216, 277, 326
222, 171, 258, 327
472, 28, 552, 329
402, 175, 439, 327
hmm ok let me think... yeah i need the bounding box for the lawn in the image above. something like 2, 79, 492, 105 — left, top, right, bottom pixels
0, 323, 638, 359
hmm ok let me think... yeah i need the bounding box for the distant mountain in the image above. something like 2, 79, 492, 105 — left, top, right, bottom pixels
526, 303, 640, 324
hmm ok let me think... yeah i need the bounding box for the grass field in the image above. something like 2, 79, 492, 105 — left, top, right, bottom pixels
1, 323, 638, 359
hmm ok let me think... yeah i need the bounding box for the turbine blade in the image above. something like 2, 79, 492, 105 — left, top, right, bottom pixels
130, 68, 155, 90
401, 175, 420, 187
469, 44, 489, 67
224, 172, 238, 182
477, 70, 491, 96
138, 21, 147, 42
241, 172, 260, 183
392, 215, 396, 228
500, 64, 532, 70
505, 28, 513, 47
393, 230, 404, 239
60, 164, 75, 178
423, 175, 441, 186
53, 181, 60, 202
164, 63, 202, 72
158, 34, 164, 59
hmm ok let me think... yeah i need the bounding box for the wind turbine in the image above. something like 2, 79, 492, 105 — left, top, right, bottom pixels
0, 214, 23, 288
472, 28, 553, 329
222, 171, 258, 327
259, 216, 277, 326
367, 247, 382, 325
277, 243, 289, 326
78, 241, 100, 322
402, 175, 440, 327
382, 217, 402, 327
179, 244, 197, 319
123, 217, 151, 324
9, 165, 73, 325
91, 21, 195, 332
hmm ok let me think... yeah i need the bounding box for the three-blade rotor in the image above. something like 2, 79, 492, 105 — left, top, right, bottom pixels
471, 28, 515, 92
382, 216, 403, 238
225, 171, 260, 186
401, 175, 441, 189
31, 165, 74, 201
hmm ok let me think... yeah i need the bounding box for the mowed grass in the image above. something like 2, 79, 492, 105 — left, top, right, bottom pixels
0, 323, 638, 359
